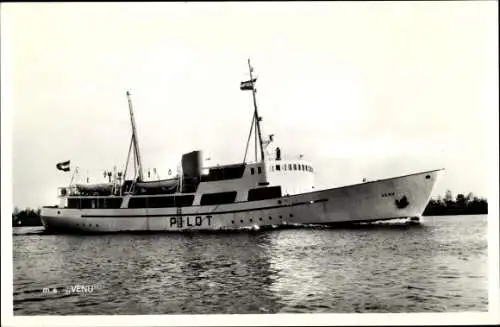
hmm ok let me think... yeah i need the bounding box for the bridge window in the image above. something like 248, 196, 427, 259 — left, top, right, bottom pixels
276, 164, 281, 171
293, 164, 297, 170
250, 167, 255, 175
283, 165, 287, 171
270, 165, 274, 172
200, 191, 237, 205
258, 166, 262, 174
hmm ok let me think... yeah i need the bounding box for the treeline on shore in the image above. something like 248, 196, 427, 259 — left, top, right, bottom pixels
422, 191, 488, 216
12, 190, 488, 227
12, 208, 43, 227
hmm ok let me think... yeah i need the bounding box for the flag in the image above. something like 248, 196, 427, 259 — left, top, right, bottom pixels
240, 78, 257, 91
56, 160, 71, 172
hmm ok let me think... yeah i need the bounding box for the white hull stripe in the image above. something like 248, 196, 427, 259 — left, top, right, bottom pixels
80, 198, 329, 218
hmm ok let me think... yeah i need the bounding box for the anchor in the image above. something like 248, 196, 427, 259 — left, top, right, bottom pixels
395, 195, 409, 209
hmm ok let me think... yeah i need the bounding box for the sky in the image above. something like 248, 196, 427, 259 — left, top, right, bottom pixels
1, 1, 498, 209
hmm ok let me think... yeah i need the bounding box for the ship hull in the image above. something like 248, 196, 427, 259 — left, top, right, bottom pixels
41, 169, 441, 233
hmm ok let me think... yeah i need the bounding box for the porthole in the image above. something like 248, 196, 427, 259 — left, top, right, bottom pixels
425, 175, 430, 179
278, 200, 282, 204
57, 210, 60, 214
279, 215, 283, 219
259, 217, 262, 221
240, 219, 244, 223
96, 224, 99, 227
250, 218, 253, 222
290, 213, 294, 217
269, 216, 272, 220
231, 220, 234, 224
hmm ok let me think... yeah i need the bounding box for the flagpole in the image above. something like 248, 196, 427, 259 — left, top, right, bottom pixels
248, 59, 265, 162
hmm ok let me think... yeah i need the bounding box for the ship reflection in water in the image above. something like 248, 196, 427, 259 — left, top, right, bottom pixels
13, 215, 488, 315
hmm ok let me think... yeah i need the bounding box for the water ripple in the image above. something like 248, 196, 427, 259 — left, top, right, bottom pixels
12, 215, 488, 314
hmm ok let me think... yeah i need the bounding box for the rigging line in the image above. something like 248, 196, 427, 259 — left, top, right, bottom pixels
242, 114, 256, 163
133, 140, 138, 180
254, 116, 258, 162
123, 135, 134, 182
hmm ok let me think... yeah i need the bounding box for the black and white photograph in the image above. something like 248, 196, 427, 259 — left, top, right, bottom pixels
1, 1, 498, 326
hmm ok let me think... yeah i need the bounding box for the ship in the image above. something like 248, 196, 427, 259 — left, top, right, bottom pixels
40, 60, 443, 233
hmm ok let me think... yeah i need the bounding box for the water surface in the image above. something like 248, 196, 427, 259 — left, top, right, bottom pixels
13, 215, 488, 315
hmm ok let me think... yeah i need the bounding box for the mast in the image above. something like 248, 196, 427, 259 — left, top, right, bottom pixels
248, 59, 265, 162
126, 91, 144, 181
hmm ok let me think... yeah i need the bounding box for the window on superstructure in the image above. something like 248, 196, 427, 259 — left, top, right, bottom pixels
200, 191, 237, 205
288, 164, 292, 170
270, 165, 274, 172
80, 198, 92, 209
68, 198, 80, 209
128, 195, 194, 208
276, 164, 281, 171
293, 164, 297, 170
128, 197, 148, 208
201, 164, 247, 182
250, 168, 255, 175
105, 198, 123, 208
175, 195, 195, 207
284, 165, 287, 171
248, 186, 282, 201
258, 167, 262, 174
